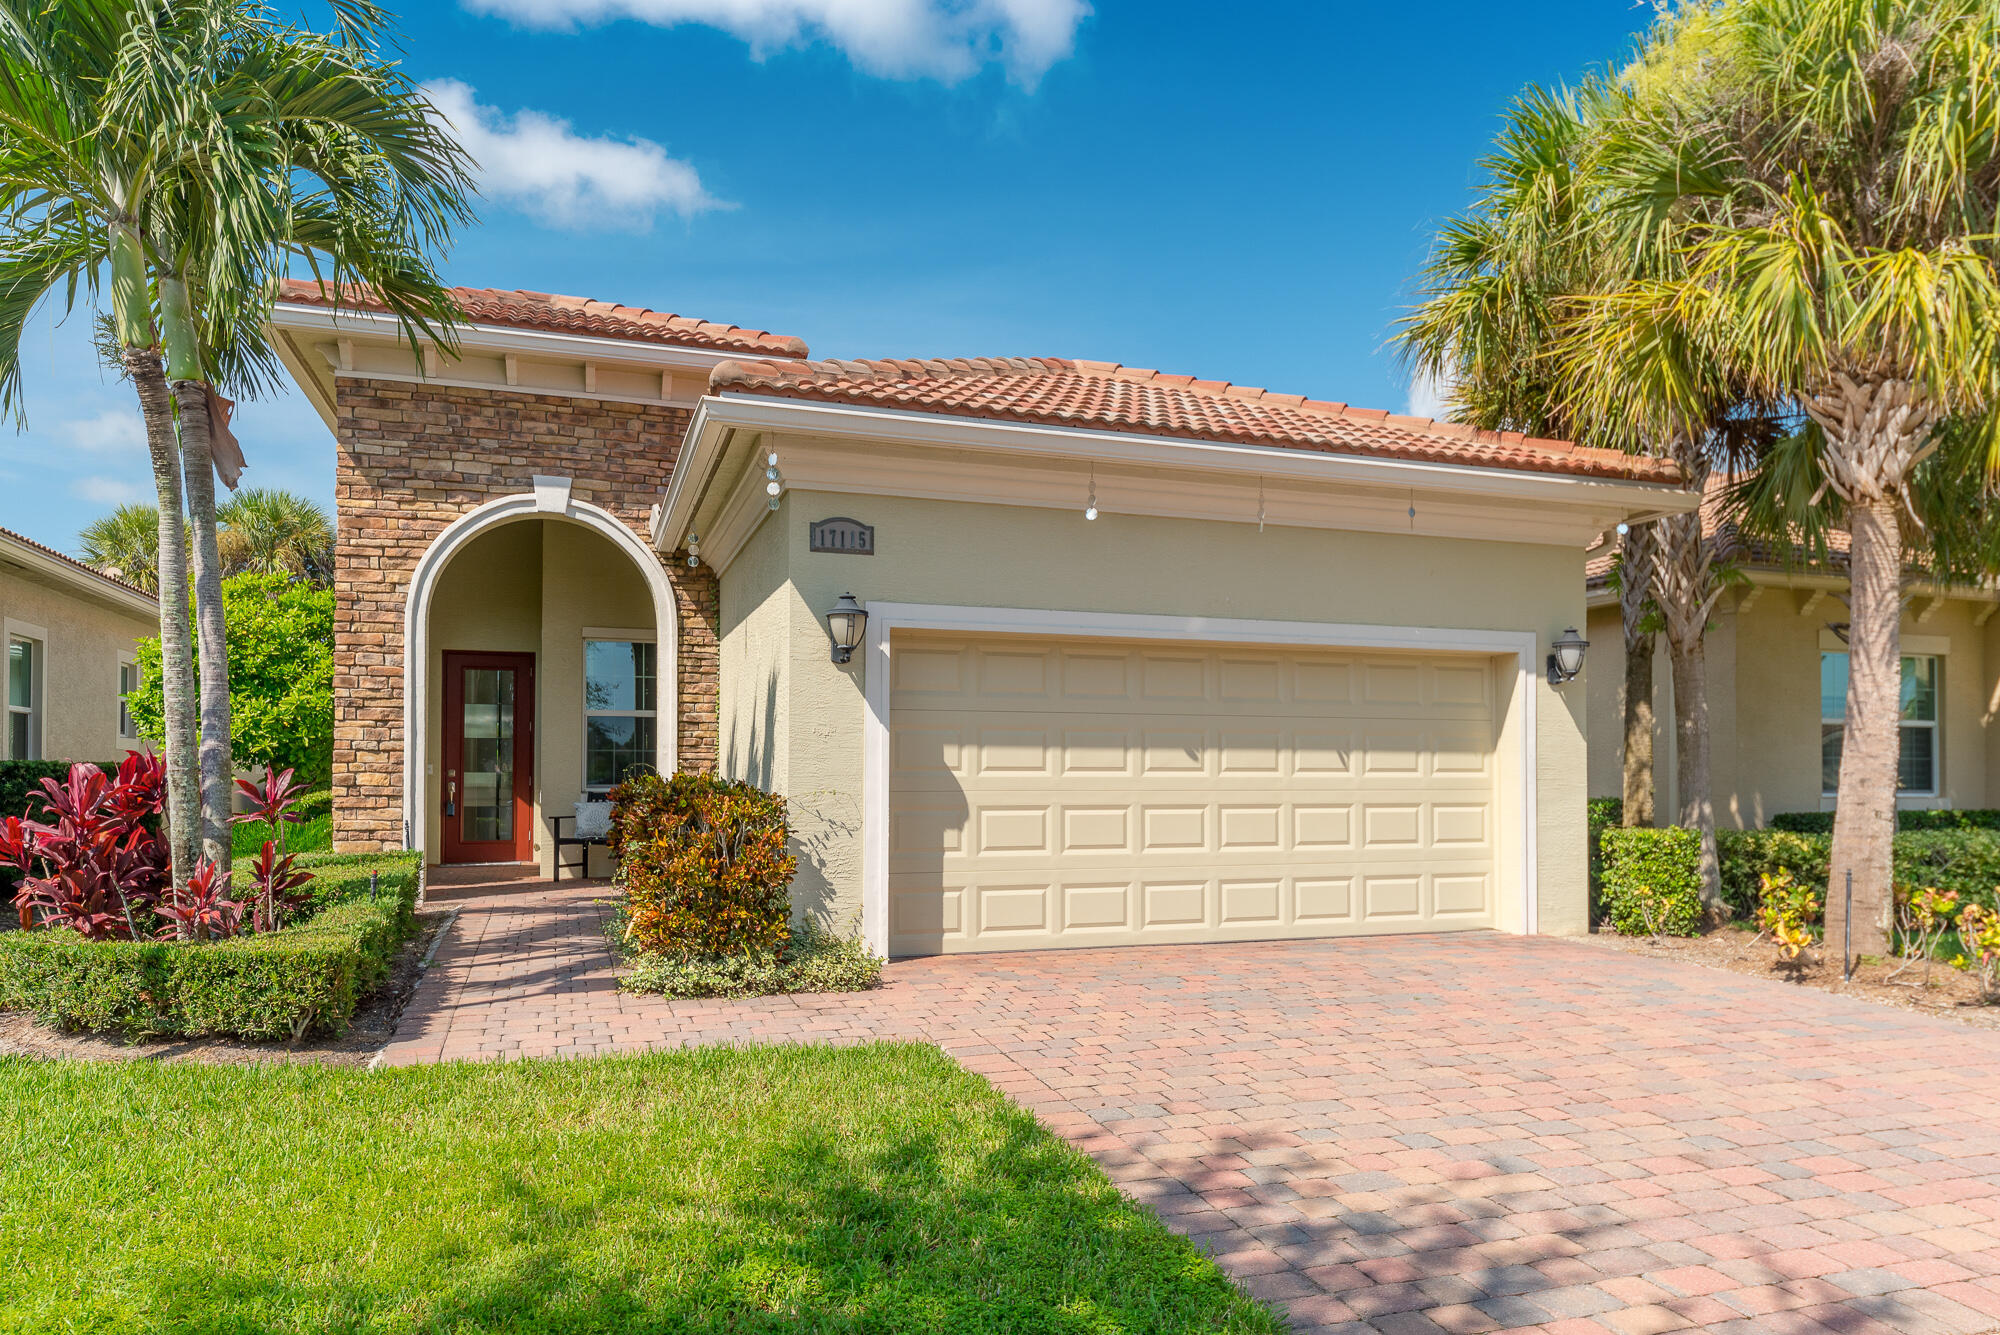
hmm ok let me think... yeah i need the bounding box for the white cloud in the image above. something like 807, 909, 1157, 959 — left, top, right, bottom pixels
71, 475, 145, 506
461, 0, 1089, 86
1405, 366, 1455, 421
60, 409, 147, 455
425, 80, 720, 231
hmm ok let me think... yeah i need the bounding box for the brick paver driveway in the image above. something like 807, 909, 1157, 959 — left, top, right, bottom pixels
384, 873, 2000, 1335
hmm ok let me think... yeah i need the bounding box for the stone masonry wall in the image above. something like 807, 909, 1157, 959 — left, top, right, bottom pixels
332, 377, 717, 852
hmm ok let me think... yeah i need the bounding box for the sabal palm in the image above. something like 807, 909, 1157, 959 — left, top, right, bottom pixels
77, 500, 165, 592
1401, 84, 1740, 890
218, 488, 332, 582
1576, 0, 2000, 957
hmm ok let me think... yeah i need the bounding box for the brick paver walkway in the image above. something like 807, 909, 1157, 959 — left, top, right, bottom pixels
382, 872, 2000, 1335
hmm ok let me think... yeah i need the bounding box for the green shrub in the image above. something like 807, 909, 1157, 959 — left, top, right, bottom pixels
1598, 826, 1705, 936
1718, 829, 1830, 918
294, 790, 332, 821
610, 771, 797, 958
1717, 827, 2000, 921
1769, 809, 2000, 834
1587, 797, 1624, 904
623, 923, 882, 999
0, 851, 419, 1039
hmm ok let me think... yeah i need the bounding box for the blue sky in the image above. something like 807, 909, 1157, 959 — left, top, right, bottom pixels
0, 0, 1658, 557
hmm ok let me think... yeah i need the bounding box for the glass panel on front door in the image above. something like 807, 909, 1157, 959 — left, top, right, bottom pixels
460, 667, 516, 843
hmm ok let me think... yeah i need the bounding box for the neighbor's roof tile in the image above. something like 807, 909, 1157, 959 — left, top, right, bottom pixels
707, 355, 1684, 485
276, 280, 810, 359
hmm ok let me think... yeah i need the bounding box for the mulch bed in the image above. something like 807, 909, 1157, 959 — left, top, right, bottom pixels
1580, 924, 2000, 1030
0, 909, 452, 1067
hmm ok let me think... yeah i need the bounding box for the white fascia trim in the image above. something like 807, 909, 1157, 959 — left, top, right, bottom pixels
402, 491, 679, 860
855, 602, 1541, 957
0, 535, 158, 619
698, 393, 1699, 516
269, 301, 759, 373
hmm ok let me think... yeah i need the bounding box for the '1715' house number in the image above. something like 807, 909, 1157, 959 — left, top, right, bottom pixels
809, 517, 875, 555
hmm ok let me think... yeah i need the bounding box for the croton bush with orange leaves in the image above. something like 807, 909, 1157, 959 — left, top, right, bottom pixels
609, 771, 799, 959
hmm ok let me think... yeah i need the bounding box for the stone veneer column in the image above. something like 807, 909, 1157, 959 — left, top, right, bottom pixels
330, 377, 718, 853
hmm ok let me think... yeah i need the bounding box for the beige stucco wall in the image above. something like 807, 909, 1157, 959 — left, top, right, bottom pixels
718, 487, 1595, 943
1588, 583, 1999, 827
421, 517, 655, 874
718, 508, 793, 795
0, 564, 155, 763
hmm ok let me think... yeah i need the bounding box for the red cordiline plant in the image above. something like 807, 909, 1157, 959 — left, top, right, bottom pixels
1, 754, 171, 939
153, 860, 243, 941
230, 768, 314, 932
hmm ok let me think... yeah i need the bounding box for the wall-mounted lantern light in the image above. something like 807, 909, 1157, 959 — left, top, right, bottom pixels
826, 592, 868, 664
1547, 626, 1589, 685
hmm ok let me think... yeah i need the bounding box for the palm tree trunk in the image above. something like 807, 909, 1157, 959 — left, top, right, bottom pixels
1827, 498, 1902, 961
1667, 633, 1719, 913
1810, 375, 1936, 965
1651, 447, 1724, 913
175, 383, 233, 874
1620, 522, 1658, 827
126, 348, 199, 886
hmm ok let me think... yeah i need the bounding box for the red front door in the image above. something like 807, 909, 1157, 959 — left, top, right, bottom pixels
441, 651, 535, 864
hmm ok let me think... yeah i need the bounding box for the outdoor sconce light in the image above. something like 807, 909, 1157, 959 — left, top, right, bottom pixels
1547, 626, 1589, 685
826, 592, 868, 664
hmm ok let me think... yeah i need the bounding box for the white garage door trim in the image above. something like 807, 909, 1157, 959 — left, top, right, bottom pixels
859, 603, 1540, 957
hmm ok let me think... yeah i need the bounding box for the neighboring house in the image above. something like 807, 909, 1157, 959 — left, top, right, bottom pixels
0, 526, 157, 764
1586, 485, 2000, 827
270, 281, 1693, 957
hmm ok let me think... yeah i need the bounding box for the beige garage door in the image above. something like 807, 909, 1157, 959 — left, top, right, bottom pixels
888, 632, 1502, 956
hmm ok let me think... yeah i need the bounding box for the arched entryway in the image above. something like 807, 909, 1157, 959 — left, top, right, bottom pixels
404, 482, 677, 871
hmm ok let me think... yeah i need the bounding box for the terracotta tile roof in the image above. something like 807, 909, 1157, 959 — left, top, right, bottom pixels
708, 355, 1684, 485
276, 279, 810, 359
0, 525, 156, 602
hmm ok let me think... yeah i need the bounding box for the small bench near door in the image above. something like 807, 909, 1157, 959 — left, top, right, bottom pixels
549, 799, 615, 881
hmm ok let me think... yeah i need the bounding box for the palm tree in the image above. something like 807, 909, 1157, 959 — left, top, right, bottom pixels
0, 0, 207, 880
218, 489, 333, 582
1401, 85, 1684, 843
1, 2, 469, 875
1580, 0, 2000, 958
129, 0, 470, 869
78, 501, 165, 592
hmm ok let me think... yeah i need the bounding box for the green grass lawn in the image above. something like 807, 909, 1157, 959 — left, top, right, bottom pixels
230, 810, 333, 860
0, 1045, 1280, 1334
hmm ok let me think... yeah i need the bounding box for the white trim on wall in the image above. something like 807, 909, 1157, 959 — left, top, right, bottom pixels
855, 602, 1542, 958
402, 489, 679, 860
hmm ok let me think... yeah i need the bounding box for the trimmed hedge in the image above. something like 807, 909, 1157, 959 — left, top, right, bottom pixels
610, 771, 797, 958
0, 851, 420, 1040
1717, 828, 2000, 921
1769, 809, 2000, 834
1598, 826, 1705, 936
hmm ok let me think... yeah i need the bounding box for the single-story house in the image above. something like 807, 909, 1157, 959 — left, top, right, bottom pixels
1586, 487, 2000, 827
270, 281, 1694, 957
0, 526, 158, 763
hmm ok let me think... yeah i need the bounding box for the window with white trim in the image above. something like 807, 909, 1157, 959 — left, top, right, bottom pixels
7, 635, 40, 760
1821, 652, 1938, 796
118, 656, 139, 740
583, 640, 656, 796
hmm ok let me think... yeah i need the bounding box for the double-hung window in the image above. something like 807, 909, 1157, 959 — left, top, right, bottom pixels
1821, 651, 1939, 796
7, 635, 39, 760
583, 639, 657, 797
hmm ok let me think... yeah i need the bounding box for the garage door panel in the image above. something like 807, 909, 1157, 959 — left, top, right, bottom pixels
887, 633, 1500, 956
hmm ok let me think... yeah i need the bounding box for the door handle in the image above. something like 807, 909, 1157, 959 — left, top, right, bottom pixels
445, 779, 457, 818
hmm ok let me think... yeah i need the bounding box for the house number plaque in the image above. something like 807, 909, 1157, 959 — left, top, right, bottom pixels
809, 517, 875, 555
